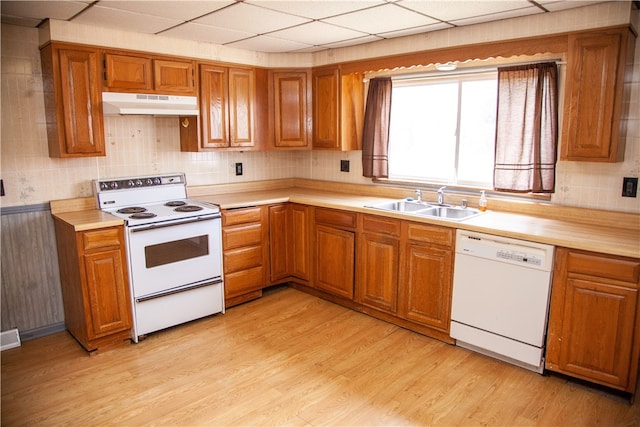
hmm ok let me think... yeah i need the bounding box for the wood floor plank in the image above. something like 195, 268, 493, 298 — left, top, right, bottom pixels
2, 286, 639, 426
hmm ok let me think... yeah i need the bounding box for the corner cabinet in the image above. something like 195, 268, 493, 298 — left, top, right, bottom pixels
269, 203, 311, 284
270, 70, 312, 149
546, 248, 640, 394
221, 206, 269, 307
40, 43, 105, 158
53, 221, 132, 353
561, 27, 636, 162
180, 64, 258, 151
312, 65, 364, 150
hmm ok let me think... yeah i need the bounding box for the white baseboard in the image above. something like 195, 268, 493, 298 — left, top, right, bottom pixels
1, 328, 21, 351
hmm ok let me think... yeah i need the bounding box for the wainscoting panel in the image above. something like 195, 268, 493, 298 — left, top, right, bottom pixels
1, 205, 65, 337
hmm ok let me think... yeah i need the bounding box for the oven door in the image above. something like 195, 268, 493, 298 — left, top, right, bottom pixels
126, 214, 222, 297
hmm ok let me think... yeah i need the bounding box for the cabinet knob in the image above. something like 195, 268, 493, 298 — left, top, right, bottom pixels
181, 118, 190, 128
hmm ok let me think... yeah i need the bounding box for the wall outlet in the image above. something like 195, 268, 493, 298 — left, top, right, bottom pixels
235, 163, 243, 176
340, 160, 350, 172
622, 177, 638, 197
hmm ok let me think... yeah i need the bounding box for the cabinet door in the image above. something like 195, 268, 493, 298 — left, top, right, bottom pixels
48, 47, 105, 157
555, 277, 637, 389
400, 244, 453, 332
228, 68, 255, 148
312, 66, 339, 149
83, 249, 131, 338
357, 232, 399, 313
290, 204, 310, 281
269, 204, 290, 281
104, 53, 152, 91
561, 30, 626, 162
315, 224, 355, 299
273, 71, 310, 148
200, 64, 229, 148
154, 59, 195, 94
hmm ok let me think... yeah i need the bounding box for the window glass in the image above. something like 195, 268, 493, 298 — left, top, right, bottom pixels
388, 72, 497, 187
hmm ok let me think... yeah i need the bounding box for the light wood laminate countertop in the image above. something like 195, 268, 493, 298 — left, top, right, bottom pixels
51, 186, 639, 258
197, 188, 640, 259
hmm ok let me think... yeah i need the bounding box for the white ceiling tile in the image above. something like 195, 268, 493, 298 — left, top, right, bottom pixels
0, 0, 90, 21
539, 1, 606, 12
450, 6, 541, 26
398, 0, 532, 22
325, 3, 439, 34
321, 35, 384, 49
1, 15, 43, 27
194, 2, 310, 34
73, 5, 183, 34
267, 21, 368, 46
379, 22, 452, 39
226, 34, 313, 52
160, 22, 254, 44
98, 1, 234, 21
245, 0, 385, 20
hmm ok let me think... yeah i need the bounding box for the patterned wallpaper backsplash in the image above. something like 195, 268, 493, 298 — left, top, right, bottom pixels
1, 5, 639, 213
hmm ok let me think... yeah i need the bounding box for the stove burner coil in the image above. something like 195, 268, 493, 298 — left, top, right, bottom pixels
165, 200, 187, 207
129, 212, 157, 219
117, 207, 147, 214
174, 205, 203, 212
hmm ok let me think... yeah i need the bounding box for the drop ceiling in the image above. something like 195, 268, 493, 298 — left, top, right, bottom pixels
0, 0, 613, 53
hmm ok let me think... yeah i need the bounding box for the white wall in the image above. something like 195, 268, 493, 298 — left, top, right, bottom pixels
1, 2, 638, 213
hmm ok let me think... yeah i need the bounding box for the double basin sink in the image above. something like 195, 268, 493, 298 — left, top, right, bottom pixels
366, 199, 482, 222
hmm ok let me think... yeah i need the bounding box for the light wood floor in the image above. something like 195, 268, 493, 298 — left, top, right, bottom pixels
2, 286, 639, 426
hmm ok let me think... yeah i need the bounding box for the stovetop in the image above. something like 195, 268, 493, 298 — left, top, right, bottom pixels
94, 173, 220, 226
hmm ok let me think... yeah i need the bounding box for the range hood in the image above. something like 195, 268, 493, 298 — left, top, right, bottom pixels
102, 92, 198, 116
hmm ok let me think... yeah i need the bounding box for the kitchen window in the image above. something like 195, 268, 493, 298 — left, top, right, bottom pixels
388, 72, 498, 188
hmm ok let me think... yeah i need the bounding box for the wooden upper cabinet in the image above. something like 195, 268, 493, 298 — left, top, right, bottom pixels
180, 64, 256, 151
312, 65, 364, 151
561, 28, 635, 162
40, 43, 105, 158
104, 53, 152, 91
103, 52, 195, 95
271, 70, 312, 149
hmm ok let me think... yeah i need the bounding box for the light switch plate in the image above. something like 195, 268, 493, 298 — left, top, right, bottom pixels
235, 163, 243, 176
340, 160, 350, 172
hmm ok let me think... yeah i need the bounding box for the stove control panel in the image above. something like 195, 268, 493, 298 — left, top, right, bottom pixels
95, 174, 185, 193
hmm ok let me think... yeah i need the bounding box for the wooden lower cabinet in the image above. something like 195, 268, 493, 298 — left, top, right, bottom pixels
53, 220, 132, 352
356, 215, 400, 313
221, 206, 269, 307
398, 222, 454, 335
546, 248, 640, 393
314, 208, 357, 299
269, 203, 311, 284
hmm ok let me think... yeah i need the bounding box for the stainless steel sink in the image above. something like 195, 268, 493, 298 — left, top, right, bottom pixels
368, 200, 432, 213
420, 206, 482, 221
367, 199, 483, 221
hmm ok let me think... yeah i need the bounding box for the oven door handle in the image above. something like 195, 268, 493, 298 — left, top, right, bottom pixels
135, 278, 223, 303
129, 214, 221, 232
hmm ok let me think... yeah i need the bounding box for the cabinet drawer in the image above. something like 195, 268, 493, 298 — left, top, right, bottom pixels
225, 266, 264, 297
361, 214, 400, 236
82, 228, 121, 251
315, 208, 357, 229
222, 207, 262, 226
405, 222, 453, 247
224, 245, 263, 273
222, 223, 262, 250
567, 251, 640, 284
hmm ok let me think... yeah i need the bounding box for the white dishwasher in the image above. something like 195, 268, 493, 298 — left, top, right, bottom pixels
450, 230, 554, 373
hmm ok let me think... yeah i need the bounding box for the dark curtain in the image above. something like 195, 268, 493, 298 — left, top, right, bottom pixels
494, 62, 558, 193
362, 77, 392, 178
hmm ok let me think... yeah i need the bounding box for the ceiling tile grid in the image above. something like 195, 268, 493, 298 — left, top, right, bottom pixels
0, 0, 618, 53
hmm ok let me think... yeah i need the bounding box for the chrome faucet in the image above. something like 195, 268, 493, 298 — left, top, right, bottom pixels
415, 189, 422, 203
437, 186, 446, 205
